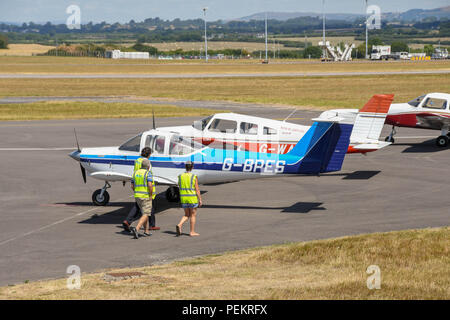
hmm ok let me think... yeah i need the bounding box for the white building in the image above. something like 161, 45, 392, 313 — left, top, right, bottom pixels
105, 50, 149, 59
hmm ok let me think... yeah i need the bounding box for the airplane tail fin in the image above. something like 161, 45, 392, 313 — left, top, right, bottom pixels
287, 119, 353, 174
348, 94, 394, 153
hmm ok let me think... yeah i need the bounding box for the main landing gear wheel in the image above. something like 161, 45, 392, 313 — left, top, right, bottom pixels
385, 136, 395, 144
435, 135, 449, 148
92, 181, 111, 206
385, 126, 396, 144
165, 186, 180, 203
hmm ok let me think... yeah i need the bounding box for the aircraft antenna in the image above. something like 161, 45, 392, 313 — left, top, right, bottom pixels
152, 109, 156, 129
74, 128, 81, 152
283, 108, 298, 122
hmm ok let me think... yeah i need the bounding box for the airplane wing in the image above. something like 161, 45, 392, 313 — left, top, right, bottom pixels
416, 112, 450, 128
89, 171, 177, 185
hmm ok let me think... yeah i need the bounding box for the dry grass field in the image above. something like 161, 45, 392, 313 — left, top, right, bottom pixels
0, 101, 220, 121
0, 56, 448, 74
0, 44, 55, 56
0, 74, 448, 110
1, 227, 448, 300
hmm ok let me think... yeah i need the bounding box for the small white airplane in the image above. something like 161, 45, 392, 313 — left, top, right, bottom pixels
69, 94, 393, 206
157, 95, 394, 155
325, 93, 450, 147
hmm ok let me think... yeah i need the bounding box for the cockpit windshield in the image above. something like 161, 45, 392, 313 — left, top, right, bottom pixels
408, 95, 426, 107
169, 135, 204, 155
119, 134, 142, 152
192, 116, 212, 131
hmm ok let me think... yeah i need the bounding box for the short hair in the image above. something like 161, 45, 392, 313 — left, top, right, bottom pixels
141, 147, 152, 158
141, 159, 150, 169
185, 161, 194, 171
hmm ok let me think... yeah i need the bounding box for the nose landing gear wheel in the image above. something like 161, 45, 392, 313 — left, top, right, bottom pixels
436, 135, 449, 148
165, 186, 180, 203
92, 189, 110, 206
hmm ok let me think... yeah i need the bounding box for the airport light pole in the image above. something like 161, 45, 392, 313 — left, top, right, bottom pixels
203, 7, 208, 62
365, 0, 368, 59
265, 13, 268, 61
322, 0, 327, 60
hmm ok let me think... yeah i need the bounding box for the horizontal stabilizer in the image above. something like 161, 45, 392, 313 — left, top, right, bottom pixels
352, 141, 392, 150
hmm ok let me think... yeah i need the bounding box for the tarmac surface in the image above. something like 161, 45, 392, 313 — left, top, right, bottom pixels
0, 70, 449, 79
0, 103, 449, 286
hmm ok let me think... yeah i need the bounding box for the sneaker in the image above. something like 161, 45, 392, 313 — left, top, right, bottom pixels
122, 221, 131, 232
130, 227, 139, 239
143, 232, 152, 237
150, 226, 160, 231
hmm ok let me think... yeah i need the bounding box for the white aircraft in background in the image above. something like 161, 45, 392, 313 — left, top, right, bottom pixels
68, 94, 394, 206
157, 95, 394, 155
325, 93, 450, 147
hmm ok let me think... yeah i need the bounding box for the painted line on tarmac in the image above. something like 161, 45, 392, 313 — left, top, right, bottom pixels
0, 147, 74, 151
0, 196, 132, 247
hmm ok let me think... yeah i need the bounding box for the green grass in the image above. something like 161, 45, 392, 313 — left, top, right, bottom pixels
0, 101, 220, 121
0, 227, 448, 299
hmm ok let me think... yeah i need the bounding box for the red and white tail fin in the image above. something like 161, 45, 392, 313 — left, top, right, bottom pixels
350, 94, 394, 151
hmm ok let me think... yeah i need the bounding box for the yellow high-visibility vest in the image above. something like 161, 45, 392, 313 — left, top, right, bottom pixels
133, 169, 153, 199
134, 157, 156, 199
178, 172, 198, 204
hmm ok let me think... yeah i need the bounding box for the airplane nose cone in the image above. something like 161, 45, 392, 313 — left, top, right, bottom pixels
69, 150, 81, 162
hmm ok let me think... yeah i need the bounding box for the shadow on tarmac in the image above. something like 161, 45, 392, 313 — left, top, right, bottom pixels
202, 202, 325, 214
397, 139, 449, 153
323, 170, 381, 180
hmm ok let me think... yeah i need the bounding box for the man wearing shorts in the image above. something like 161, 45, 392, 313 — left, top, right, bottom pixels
176, 161, 202, 237
130, 159, 153, 239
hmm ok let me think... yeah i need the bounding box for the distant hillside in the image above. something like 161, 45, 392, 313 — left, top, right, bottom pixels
238, 12, 363, 22
384, 6, 450, 21
239, 6, 450, 22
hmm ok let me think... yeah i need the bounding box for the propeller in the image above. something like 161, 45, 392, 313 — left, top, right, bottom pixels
152, 108, 156, 129
74, 128, 87, 184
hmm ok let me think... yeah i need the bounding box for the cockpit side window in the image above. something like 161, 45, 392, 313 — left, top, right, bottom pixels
153, 135, 166, 154
240, 122, 258, 135
422, 98, 447, 110
118, 134, 142, 152
193, 116, 213, 131
408, 95, 425, 107
208, 119, 237, 133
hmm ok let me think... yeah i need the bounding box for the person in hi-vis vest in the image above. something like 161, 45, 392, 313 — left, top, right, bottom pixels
123, 147, 159, 232
176, 161, 202, 237
130, 158, 154, 239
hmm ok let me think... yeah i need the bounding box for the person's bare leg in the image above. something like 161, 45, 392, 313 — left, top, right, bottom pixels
136, 215, 148, 232
177, 209, 190, 235
144, 217, 150, 233
190, 208, 199, 236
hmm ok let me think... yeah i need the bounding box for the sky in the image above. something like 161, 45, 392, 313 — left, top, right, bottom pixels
0, 0, 449, 23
